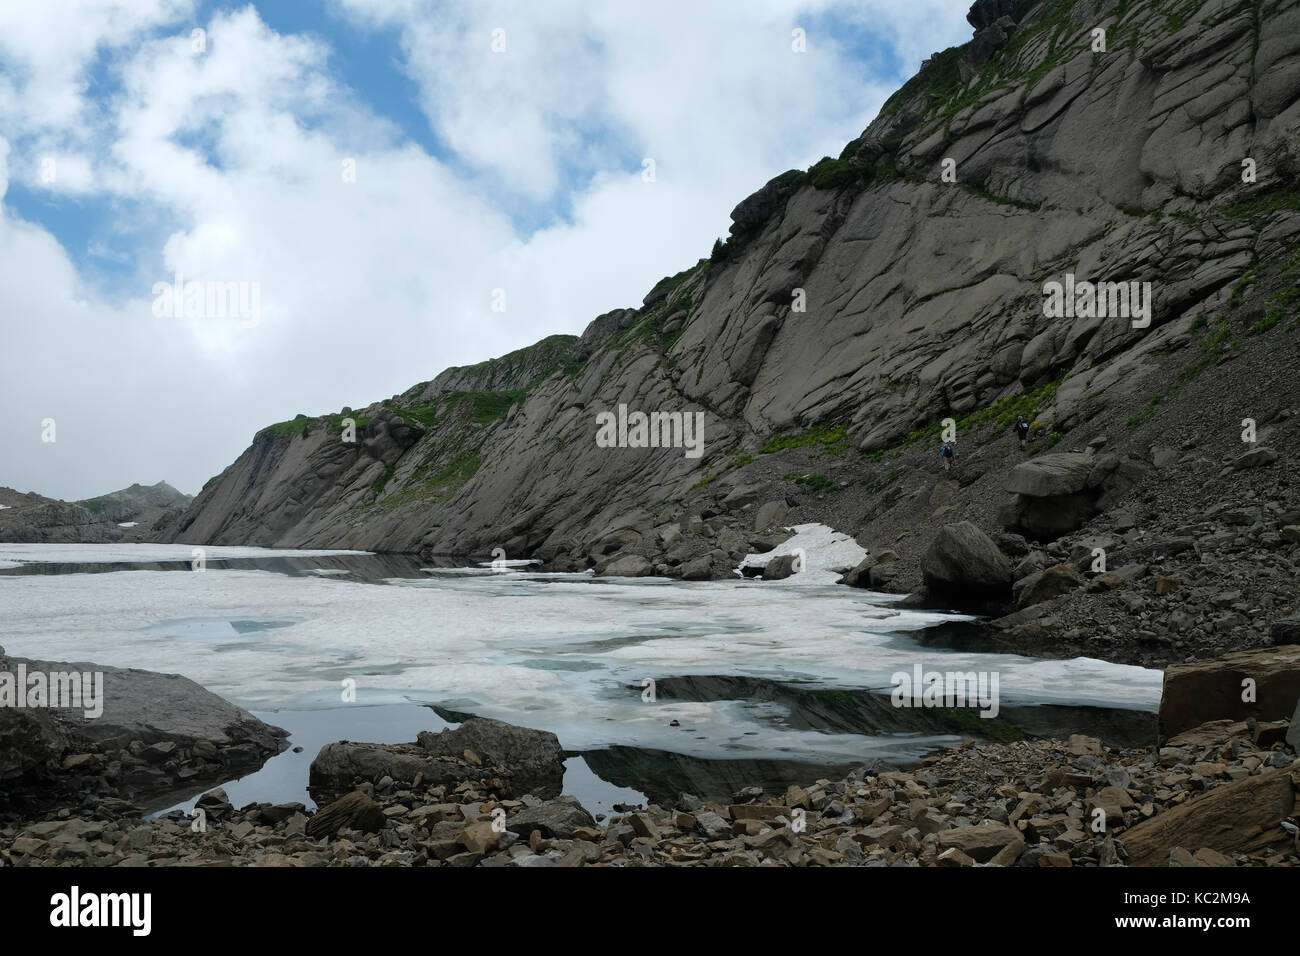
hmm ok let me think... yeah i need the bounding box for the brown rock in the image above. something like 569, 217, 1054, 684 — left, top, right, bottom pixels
729, 804, 784, 821
1066, 734, 1102, 756
935, 823, 1020, 862
1157, 646, 1300, 743
1154, 575, 1181, 596
459, 821, 500, 855
1038, 852, 1072, 866
989, 836, 1026, 866
305, 790, 387, 839
629, 813, 661, 841
1018, 563, 1084, 606
936, 847, 976, 867
1119, 767, 1297, 866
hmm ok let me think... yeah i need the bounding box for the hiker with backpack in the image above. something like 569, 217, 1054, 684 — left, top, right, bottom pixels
940, 443, 954, 471
1015, 415, 1030, 450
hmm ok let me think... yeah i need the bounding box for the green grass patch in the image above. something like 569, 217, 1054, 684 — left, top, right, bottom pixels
955, 375, 1065, 436
1216, 183, 1300, 224
377, 451, 481, 512
691, 471, 718, 490
397, 405, 439, 428
760, 423, 849, 455
808, 156, 866, 190
372, 465, 395, 496
1253, 307, 1284, 334
259, 414, 315, 441
961, 183, 1041, 212
785, 472, 836, 493
1182, 314, 1232, 382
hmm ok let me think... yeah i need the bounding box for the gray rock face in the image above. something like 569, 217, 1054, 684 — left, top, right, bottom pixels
0, 645, 287, 812
596, 553, 653, 577
753, 500, 789, 531
966, 0, 1017, 29
922, 522, 1012, 600
0, 482, 190, 544
153, 0, 1300, 578
21, 658, 288, 756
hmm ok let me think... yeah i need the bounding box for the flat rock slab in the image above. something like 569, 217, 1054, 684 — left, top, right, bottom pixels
311, 717, 566, 801
1119, 766, 1299, 866
1157, 645, 1300, 743
1005, 453, 1096, 497
9, 657, 288, 754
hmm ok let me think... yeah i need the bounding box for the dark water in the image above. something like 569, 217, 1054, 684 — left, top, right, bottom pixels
152, 703, 643, 819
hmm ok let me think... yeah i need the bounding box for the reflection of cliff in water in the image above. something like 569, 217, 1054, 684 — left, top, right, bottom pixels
0, 551, 447, 580
652, 674, 1156, 749
580, 747, 863, 806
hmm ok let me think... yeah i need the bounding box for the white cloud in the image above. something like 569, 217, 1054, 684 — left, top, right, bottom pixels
0, 0, 971, 500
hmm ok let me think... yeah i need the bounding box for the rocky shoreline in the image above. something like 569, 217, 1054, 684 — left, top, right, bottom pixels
2, 711, 1296, 868
0, 644, 288, 823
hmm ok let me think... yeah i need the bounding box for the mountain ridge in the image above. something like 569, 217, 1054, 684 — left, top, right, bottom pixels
150, 0, 1300, 669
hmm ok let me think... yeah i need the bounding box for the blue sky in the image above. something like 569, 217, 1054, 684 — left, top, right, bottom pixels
0, 0, 973, 499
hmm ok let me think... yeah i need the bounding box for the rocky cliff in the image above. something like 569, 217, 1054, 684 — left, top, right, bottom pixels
159, 0, 1300, 656
0, 481, 191, 544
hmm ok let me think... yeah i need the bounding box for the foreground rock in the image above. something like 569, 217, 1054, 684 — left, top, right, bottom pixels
1118, 765, 1298, 866
4, 717, 1294, 867
310, 717, 566, 802
921, 522, 1012, 602
1157, 645, 1300, 744
0, 646, 287, 817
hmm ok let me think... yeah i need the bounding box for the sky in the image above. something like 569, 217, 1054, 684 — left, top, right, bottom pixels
0, 0, 973, 500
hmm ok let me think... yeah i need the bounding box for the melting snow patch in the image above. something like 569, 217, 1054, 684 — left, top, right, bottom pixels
117, 522, 138, 528
737, 523, 868, 585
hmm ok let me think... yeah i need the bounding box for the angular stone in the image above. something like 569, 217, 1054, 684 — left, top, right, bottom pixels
1157, 646, 1300, 743
935, 823, 1020, 862
1119, 768, 1297, 866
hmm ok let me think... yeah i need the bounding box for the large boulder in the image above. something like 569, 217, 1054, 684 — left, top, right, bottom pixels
1016, 563, 1085, 607
922, 522, 1013, 601
596, 553, 653, 577
1006, 454, 1094, 497
0, 647, 287, 792
1157, 646, 1300, 744
305, 790, 387, 838
312, 718, 567, 801
1118, 767, 1299, 866
417, 718, 566, 798
505, 795, 596, 839
966, 0, 1017, 29
1000, 452, 1148, 542
762, 554, 800, 580
935, 822, 1021, 862
1271, 617, 1300, 646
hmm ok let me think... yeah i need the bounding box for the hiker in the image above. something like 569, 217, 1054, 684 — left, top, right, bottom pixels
1015, 415, 1030, 450
940, 443, 954, 471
